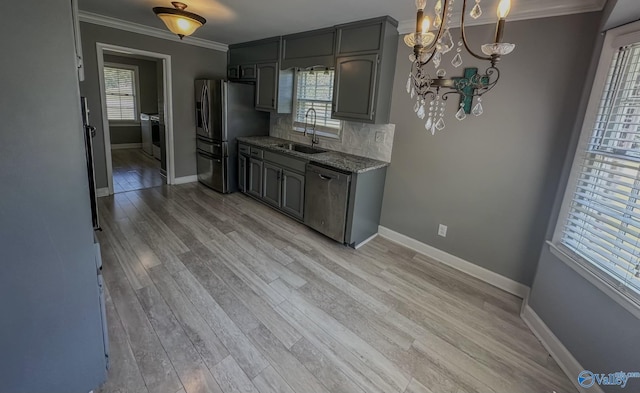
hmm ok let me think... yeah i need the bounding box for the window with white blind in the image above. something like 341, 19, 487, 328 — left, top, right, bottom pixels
555, 34, 640, 307
293, 69, 341, 137
103, 64, 139, 122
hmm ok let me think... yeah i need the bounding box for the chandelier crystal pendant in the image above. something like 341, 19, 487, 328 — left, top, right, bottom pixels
153, 2, 207, 39
405, 0, 515, 134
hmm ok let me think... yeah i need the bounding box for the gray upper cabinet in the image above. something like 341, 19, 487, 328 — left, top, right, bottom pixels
228, 38, 280, 65
333, 17, 398, 124
281, 170, 305, 220
281, 28, 336, 69
256, 63, 278, 111
255, 63, 293, 113
227, 65, 240, 80
262, 162, 282, 207
240, 64, 257, 79
229, 16, 398, 123
229, 37, 293, 113
336, 21, 384, 55
228, 64, 256, 80
333, 54, 379, 122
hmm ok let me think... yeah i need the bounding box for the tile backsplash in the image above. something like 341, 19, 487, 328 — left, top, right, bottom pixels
269, 114, 395, 163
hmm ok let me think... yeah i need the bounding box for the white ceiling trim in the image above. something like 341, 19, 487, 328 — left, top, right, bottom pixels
78, 11, 228, 52
397, 0, 607, 34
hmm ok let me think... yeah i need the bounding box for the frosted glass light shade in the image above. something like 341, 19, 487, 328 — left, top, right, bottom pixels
153, 2, 206, 39
157, 13, 203, 37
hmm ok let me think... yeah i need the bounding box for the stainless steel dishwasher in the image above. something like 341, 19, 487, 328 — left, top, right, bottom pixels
304, 163, 351, 243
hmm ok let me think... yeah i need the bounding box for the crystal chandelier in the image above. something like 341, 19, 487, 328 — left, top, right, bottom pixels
405, 0, 515, 134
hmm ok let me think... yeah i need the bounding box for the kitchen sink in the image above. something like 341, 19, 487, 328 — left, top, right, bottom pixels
277, 143, 326, 154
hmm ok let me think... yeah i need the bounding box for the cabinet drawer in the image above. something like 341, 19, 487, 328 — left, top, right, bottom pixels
197, 137, 225, 157
238, 143, 250, 155
250, 147, 264, 159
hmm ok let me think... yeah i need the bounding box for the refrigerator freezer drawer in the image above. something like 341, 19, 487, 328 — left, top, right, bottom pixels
196, 137, 226, 157
197, 150, 227, 193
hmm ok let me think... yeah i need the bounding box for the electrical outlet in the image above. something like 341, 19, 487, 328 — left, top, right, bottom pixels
438, 224, 448, 237
375, 131, 385, 143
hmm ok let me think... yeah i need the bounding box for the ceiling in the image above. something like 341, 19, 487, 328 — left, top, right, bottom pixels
78, 0, 607, 45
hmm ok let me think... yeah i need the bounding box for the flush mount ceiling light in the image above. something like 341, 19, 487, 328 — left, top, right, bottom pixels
153, 2, 206, 39
405, 0, 515, 134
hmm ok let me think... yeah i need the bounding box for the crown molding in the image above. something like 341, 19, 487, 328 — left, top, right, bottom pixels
397, 0, 607, 34
78, 11, 228, 52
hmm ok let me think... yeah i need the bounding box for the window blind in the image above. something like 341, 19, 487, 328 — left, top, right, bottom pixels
104, 66, 137, 121
560, 42, 640, 302
294, 70, 341, 133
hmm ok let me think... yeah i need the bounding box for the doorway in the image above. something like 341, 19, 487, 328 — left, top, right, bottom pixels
96, 43, 175, 194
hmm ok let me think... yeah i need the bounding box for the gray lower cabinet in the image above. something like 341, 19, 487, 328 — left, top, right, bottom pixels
238, 155, 247, 193
333, 54, 379, 122
248, 158, 263, 198
239, 145, 305, 221
281, 170, 305, 220
238, 142, 386, 248
262, 162, 282, 207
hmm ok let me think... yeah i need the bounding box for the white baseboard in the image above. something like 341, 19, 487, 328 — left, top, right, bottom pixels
354, 233, 378, 249
96, 187, 110, 197
377, 226, 530, 298
521, 305, 604, 393
173, 175, 198, 185
110, 143, 142, 150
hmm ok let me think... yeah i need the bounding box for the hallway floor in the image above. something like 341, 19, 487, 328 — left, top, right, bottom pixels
96, 183, 576, 393
111, 148, 164, 194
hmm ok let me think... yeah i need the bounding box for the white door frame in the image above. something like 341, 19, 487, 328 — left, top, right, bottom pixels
96, 42, 176, 194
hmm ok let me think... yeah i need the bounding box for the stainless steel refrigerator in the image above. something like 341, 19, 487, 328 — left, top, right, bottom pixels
195, 80, 269, 193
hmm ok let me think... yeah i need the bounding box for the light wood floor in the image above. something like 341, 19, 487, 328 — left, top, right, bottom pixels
96, 183, 575, 393
111, 148, 164, 194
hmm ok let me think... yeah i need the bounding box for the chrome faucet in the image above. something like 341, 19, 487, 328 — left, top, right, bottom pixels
304, 107, 319, 147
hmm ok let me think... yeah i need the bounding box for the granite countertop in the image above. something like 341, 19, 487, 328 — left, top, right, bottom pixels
236, 136, 389, 173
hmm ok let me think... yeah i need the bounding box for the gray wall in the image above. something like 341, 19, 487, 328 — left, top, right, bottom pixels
380, 12, 602, 285
0, 1, 107, 391
80, 22, 227, 187
530, 249, 640, 392
528, 10, 640, 392
104, 53, 159, 144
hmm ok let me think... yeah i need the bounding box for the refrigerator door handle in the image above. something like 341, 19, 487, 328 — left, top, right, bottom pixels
196, 136, 221, 147
197, 150, 222, 163
203, 84, 210, 137
200, 84, 205, 130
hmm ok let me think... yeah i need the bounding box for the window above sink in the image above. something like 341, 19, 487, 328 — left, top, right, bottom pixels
292, 69, 342, 139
